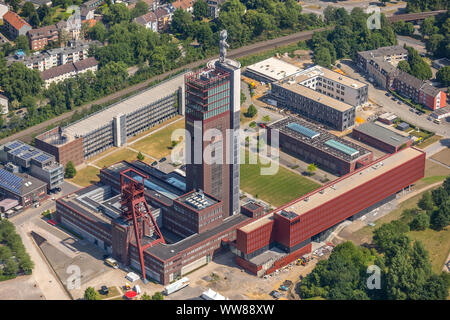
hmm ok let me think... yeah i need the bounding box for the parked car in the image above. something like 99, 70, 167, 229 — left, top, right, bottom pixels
159, 157, 166, 163
385, 92, 390, 97
397, 101, 401, 105
48, 219, 57, 226
151, 161, 158, 166
279, 285, 289, 291
101, 286, 109, 295
410, 108, 415, 112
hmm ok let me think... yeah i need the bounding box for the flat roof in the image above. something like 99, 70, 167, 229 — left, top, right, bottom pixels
277, 78, 354, 112
64, 74, 185, 137
145, 213, 250, 260
176, 190, 219, 211
246, 57, 302, 82
271, 117, 372, 162
239, 212, 273, 233
284, 147, 423, 217
354, 122, 412, 148
319, 67, 367, 89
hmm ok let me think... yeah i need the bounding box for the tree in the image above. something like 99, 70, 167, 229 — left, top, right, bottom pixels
88, 22, 107, 42
314, 47, 332, 68
65, 161, 77, 178
141, 292, 151, 300
443, 176, 450, 194
131, 1, 149, 19
418, 191, 434, 212
137, 151, 145, 161
152, 292, 164, 300
84, 287, 100, 300
193, 0, 208, 20
103, 3, 131, 25
307, 163, 317, 175
431, 187, 448, 207
245, 104, 257, 118
170, 9, 194, 39
21, 2, 36, 18
436, 66, 450, 86
15, 35, 30, 54
409, 212, 430, 231
420, 17, 438, 39
0, 63, 43, 102
397, 60, 411, 73
430, 205, 450, 231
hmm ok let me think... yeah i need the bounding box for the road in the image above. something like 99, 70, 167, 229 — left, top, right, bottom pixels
0, 27, 330, 146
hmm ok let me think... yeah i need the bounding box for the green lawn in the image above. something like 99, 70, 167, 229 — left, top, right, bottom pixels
94, 148, 139, 168
68, 165, 100, 187
240, 151, 320, 207
131, 120, 185, 159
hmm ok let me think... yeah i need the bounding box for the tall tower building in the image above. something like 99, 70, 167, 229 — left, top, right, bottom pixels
185, 30, 241, 217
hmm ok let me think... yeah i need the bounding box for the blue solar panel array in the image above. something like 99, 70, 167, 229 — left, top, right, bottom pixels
8, 141, 23, 150
286, 122, 320, 139
0, 168, 23, 194
34, 154, 50, 163
325, 139, 359, 157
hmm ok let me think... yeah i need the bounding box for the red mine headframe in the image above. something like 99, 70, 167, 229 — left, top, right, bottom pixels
120, 168, 165, 282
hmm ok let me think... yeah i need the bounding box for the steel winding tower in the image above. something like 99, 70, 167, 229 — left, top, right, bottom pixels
120, 169, 165, 283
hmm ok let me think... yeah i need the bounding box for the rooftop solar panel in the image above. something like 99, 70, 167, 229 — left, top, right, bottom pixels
0, 168, 23, 194
325, 139, 359, 157
34, 154, 50, 163
286, 122, 320, 139
8, 141, 22, 150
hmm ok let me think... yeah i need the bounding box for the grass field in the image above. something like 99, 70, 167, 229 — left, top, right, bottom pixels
94, 148, 139, 168
132, 120, 185, 159
240, 151, 320, 207
68, 165, 100, 187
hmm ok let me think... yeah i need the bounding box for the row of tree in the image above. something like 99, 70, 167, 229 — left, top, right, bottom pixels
0, 220, 34, 280
406, 0, 449, 13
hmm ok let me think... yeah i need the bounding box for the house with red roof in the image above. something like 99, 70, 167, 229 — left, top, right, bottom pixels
3, 11, 32, 39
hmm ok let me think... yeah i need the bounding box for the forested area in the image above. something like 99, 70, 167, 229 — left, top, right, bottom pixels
299, 176, 450, 300
0, 220, 34, 281
406, 0, 449, 13
309, 7, 397, 67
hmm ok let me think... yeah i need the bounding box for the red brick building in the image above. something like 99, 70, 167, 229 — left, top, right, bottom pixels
27, 25, 59, 51
235, 147, 425, 276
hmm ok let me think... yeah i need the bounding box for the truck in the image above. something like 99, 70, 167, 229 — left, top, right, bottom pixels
163, 277, 190, 295
105, 258, 119, 269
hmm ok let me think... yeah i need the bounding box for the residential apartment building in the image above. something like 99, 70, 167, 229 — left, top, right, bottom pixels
207, 0, 225, 18
133, 12, 158, 32
27, 25, 59, 51
3, 11, 32, 39
171, 0, 195, 13
40, 57, 99, 88
6, 40, 100, 71
356, 45, 408, 72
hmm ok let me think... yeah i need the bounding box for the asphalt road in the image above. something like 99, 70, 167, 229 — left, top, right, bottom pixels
0, 27, 330, 146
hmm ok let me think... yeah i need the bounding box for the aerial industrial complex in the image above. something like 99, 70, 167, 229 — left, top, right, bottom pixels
47, 43, 430, 286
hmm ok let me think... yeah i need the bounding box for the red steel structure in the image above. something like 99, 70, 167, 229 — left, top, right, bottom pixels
120, 168, 165, 282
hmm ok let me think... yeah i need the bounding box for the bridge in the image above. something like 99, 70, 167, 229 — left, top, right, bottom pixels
387, 10, 447, 23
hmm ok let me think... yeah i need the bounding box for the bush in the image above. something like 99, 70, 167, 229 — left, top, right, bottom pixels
84, 287, 100, 300
245, 105, 257, 118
